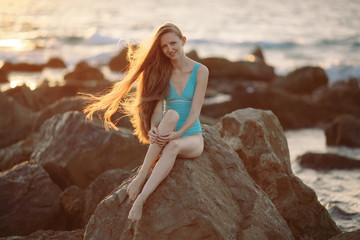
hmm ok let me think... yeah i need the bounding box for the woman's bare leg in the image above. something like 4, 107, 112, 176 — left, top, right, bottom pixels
128, 133, 204, 222
127, 110, 179, 201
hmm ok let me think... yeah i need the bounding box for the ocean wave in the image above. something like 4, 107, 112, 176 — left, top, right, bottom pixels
188, 38, 298, 49
317, 34, 360, 46
327, 203, 358, 220
325, 63, 360, 83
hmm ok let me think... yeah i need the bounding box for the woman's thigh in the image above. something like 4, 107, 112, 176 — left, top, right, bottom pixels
176, 133, 204, 159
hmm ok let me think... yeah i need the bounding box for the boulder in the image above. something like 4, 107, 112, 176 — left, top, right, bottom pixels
0, 133, 39, 171
31, 111, 147, 189
82, 168, 130, 227
44, 58, 67, 68
0, 161, 65, 237
215, 108, 341, 240
199, 57, 275, 81
0, 67, 8, 83
108, 47, 130, 72
328, 230, 360, 240
312, 78, 360, 111
274, 66, 328, 94
250, 46, 266, 64
0, 94, 34, 148
84, 125, 294, 240
60, 185, 85, 229
0, 229, 84, 240
297, 152, 360, 170
59, 168, 130, 229
325, 115, 360, 148
65, 61, 104, 82
4, 83, 79, 112
1, 62, 44, 72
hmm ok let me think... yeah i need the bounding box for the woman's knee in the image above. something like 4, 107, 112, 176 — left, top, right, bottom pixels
158, 110, 179, 134
164, 109, 179, 123
163, 140, 180, 154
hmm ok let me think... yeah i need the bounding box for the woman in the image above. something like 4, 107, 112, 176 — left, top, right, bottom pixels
81, 22, 209, 222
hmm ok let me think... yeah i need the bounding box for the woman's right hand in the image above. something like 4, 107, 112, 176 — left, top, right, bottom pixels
148, 126, 159, 144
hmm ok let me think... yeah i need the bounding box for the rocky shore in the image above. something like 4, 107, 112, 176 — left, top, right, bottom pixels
1, 47, 359, 239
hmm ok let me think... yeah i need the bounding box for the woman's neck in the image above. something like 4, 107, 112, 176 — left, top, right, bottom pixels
170, 55, 189, 72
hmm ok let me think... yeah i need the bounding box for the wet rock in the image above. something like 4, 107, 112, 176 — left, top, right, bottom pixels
0, 229, 84, 240
0, 94, 34, 148
64, 61, 105, 81
0, 133, 39, 171
215, 108, 341, 240
200, 57, 275, 81
60, 186, 85, 229
44, 58, 67, 68
297, 152, 360, 170
0, 161, 65, 237
84, 125, 294, 240
187, 50, 201, 62
325, 115, 360, 148
274, 66, 328, 94
31, 111, 147, 189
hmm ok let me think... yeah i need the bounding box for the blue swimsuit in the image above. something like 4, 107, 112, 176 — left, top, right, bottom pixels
163, 62, 202, 137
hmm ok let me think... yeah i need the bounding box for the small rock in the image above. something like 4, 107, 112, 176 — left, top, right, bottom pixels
325, 115, 360, 148
44, 58, 67, 68
297, 152, 360, 170
64, 61, 104, 81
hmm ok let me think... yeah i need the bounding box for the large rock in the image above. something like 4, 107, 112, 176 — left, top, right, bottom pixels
0, 229, 84, 240
31, 111, 147, 189
108, 47, 130, 72
1, 62, 44, 72
59, 169, 130, 229
328, 230, 360, 240
274, 66, 328, 94
0, 94, 34, 148
44, 58, 67, 68
199, 57, 275, 81
0, 161, 65, 237
215, 108, 341, 240
0, 134, 39, 171
325, 115, 360, 148
82, 168, 130, 227
4, 83, 79, 112
297, 152, 360, 170
84, 125, 294, 240
64, 61, 105, 82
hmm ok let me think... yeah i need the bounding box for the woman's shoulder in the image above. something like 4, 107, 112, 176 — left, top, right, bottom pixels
196, 62, 209, 77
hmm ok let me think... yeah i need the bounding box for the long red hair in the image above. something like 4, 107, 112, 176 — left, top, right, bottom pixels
80, 23, 183, 144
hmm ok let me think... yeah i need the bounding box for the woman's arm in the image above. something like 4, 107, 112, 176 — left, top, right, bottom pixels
163, 64, 209, 139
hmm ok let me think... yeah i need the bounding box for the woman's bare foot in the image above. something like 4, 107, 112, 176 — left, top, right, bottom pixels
126, 174, 146, 202
128, 197, 145, 222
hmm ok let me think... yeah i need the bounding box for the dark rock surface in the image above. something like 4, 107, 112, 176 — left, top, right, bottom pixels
297, 152, 360, 170
274, 66, 328, 95
64, 61, 105, 82
328, 230, 360, 240
0, 134, 39, 171
0, 229, 84, 240
0, 94, 34, 148
1, 62, 44, 72
108, 47, 130, 72
44, 58, 67, 68
60, 185, 85, 229
31, 111, 147, 189
84, 125, 294, 240
325, 115, 360, 148
215, 108, 341, 240
199, 57, 275, 81
0, 161, 65, 237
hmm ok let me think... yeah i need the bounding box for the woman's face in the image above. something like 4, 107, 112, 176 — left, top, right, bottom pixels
160, 32, 185, 60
